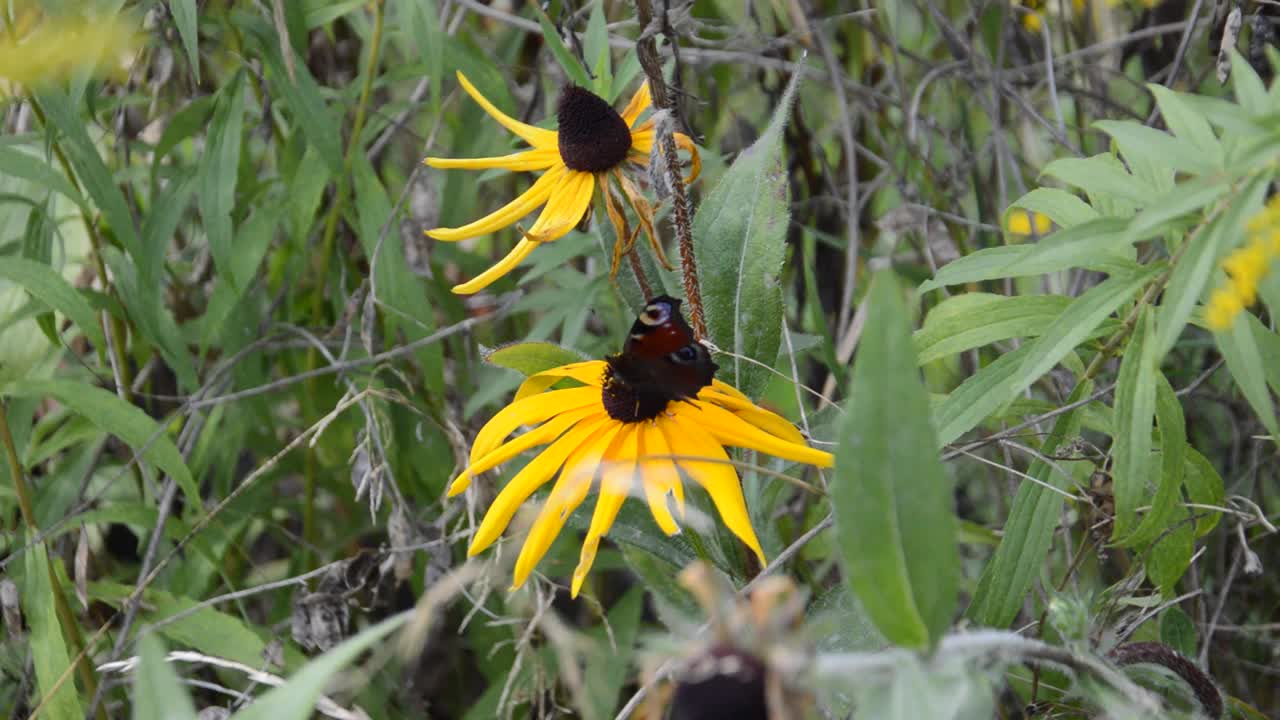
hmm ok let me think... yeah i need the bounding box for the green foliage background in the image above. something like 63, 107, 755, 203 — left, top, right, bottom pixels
1, 1, 1278, 718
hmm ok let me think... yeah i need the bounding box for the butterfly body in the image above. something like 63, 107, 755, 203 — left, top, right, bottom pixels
602, 296, 718, 422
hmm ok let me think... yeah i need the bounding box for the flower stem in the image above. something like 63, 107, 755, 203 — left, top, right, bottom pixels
634, 0, 706, 338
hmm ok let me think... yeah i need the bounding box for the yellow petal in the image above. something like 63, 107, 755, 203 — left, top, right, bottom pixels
710, 379, 749, 401
629, 131, 701, 184
523, 170, 595, 242
680, 402, 833, 468
699, 390, 806, 445
451, 237, 540, 294
448, 405, 599, 495
638, 422, 682, 535
572, 425, 639, 597
425, 147, 561, 172
468, 417, 611, 556
514, 360, 609, 401
455, 71, 558, 150
660, 415, 765, 565
620, 81, 652, 127
512, 422, 625, 589
426, 166, 565, 241
469, 386, 600, 465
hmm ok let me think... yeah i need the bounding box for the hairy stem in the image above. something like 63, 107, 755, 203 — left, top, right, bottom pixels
634, 0, 706, 338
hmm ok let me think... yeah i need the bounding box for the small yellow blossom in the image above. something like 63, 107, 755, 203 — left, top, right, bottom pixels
1007, 210, 1052, 236
0, 5, 138, 90
1205, 199, 1280, 331
1022, 12, 1044, 33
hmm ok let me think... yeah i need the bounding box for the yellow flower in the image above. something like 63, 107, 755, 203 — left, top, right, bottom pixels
1205, 199, 1280, 331
0, 5, 138, 91
425, 72, 700, 294
449, 301, 831, 597
1022, 11, 1044, 33
1007, 210, 1052, 236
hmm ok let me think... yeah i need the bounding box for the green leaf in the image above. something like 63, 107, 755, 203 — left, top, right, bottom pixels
1230, 50, 1267, 115
252, 33, 343, 174
153, 96, 214, 165
35, 89, 143, 259
1009, 187, 1099, 229
23, 539, 84, 720
229, 612, 408, 720
484, 341, 587, 377
834, 270, 958, 649
693, 73, 798, 397
1041, 154, 1151, 207
3, 380, 198, 511
535, 9, 592, 89
99, 248, 197, 390
1155, 175, 1266, 357
1117, 373, 1186, 548
999, 217, 1134, 277
1182, 448, 1224, 537
90, 581, 298, 671
1126, 176, 1229, 240
967, 381, 1091, 628
584, 1, 611, 99
170, 0, 200, 83
200, 71, 246, 291
1094, 119, 1214, 176
132, 634, 198, 720
915, 293, 1083, 364
1110, 307, 1157, 539
919, 235, 1138, 292
1148, 85, 1222, 162
933, 268, 1155, 446
1215, 311, 1280, 438
408, 0, 444, 116
0, 146, 88, 211
1147, 504, 1194, 596
0, 258, 107, 351
1159, 606, 1197, 659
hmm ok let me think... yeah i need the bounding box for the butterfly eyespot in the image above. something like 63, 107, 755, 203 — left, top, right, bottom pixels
669, 345, 699, 364
640, 303, 672, 327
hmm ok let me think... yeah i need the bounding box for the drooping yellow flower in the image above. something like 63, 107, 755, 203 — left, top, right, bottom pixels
1205, 200, 1280, 331
425, 72, 700, 294
449, 298, 831, 597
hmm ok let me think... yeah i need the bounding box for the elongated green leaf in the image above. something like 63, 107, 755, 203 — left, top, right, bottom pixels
1148, 85, 1222, 162
1110, 307, 1157, 539
1155, 176, 1266, 357
1215, 311, 1280, 438
170, 0, 200, 83
35, 89, 143, 259
1095, 119, 1215, 176
933, 268, 1155, 446
485, 341, 587, 376
1160, 606, 1197, 659
915, 294, 1106, 364
1183, 448, 1224, 536
0, 258, 107, 350
3, 380, 197, 507
1118, 373, 1186, 548
133, 634, 197, 720
100, 248, 197, 390
1147, 504, 1194, 596
535, 9, 592, 89
90, 581, 299, 671
919, 238, 1138, 292
0, 146, 87, 211
230, 612, 408, 720
584, 1, 611, 99
693, 74, 798, 397
1126, 176, 1229, 239
200, 72, 246, 291
251, 32, 343, 174
1000, 217, 1133, 276
1042, 154, 1151, 207
23, 539, 83, 720
967, 381, 1092, 628
408, 0, 444, 116
1010, 187, 1098, 229
1230, 50, 1267, 114
834, 271, 958, 649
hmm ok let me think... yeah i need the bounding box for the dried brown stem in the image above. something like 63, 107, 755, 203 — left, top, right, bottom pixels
634, 0, 706, 338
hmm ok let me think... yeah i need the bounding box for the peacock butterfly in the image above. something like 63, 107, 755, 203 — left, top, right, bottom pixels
602, 296, 718, 422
